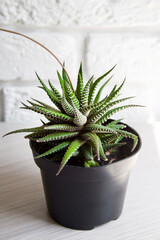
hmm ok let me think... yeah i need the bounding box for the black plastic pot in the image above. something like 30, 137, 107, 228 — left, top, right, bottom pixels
30, 123, 141, 230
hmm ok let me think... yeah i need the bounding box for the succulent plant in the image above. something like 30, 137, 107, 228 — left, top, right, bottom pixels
4, 62, 142, 175
1, 28, 142, 175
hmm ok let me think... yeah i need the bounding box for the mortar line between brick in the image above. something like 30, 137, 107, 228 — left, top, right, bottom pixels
0, 24, 160, 34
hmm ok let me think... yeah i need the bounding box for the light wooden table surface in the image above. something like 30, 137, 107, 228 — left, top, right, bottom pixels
0, 122, 160, 240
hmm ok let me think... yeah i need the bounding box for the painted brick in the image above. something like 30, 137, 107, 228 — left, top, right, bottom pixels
2, 82, 156, 123
85, 33, 160, 85
3, 84, 61, 122
0, 88, 3, 121
92, 83, 155, 123
0, 0, 159, 27
0, 31, 77, 83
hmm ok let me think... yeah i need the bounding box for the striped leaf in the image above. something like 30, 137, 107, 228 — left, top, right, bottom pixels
116, 129, 138, 151
103, 142, 126, 152
82, 95, 108, 115
57, 71, 65, 92
35, 141, 71, 158
95, 105, 142, 124
89, 96, 135, 120
81, 76, 94, 109
37, 131, 79, 142
106, 79, 126, 103
44, 124, 81, 132
3, 125, 45, 137
61, 95, 74, 116
75, 63, 84, 103
24, 131, 47, 140
21, 104, 73, 123
56, 139, 85, 175
36, 72, 62, 111
94, 75, 113, 103
88, 65, 116, 105
84, 123, 117, 134
81, 144, 94, 160
71, 100, 87, 126
82, 132, 106, 160
65, 81, 80, 109
48, 80, 61, 101
62, 62, 70, 85
30, 98, 59, 111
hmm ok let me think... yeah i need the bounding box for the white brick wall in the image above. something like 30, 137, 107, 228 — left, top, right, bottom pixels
0, 0, 160, 27
0, 0, 159, 122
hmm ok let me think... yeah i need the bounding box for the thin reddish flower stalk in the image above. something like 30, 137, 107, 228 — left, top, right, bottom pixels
0, 28, 74, 92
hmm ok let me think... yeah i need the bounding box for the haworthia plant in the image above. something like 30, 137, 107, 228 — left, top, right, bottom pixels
4, 64, 143, 175
0, 28, 143, 175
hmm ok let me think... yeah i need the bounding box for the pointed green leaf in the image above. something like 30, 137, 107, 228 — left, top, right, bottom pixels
36, 72, 62, 111
82, 132, 102, 160
35, 141, 71, 158
21, 104, 73, 123
103, 142, 126, 152
3, 126, 45, 137
81, 144, 94, 160
57, 71, 65, 92
94, 75, 113, 103
95, 105, 142, 124
65, 81, 80, 109
62, 62, 70, 85
56, 139, 85, 175
25, 131, 47, 140
30, 98, 59, 111
75, 63, 84, 103
71, 100, 87, 126
84, 123, 117, 134
61, 95, 74, 116
88, 65, 116, 105
37, 131, 79, 142
44, 124, 81, 132
116, 129, 138, 151
89, 96, 135, 121
84, 160, 99, 168
48, 80, 61, 101
106, 78, 126, 103
81, 76, 94, 108
81, 95, 108, 115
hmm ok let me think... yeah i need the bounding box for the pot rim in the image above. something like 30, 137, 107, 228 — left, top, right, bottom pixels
30, 122, 142, 171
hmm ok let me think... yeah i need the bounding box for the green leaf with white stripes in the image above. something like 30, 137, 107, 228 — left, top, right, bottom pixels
88, 65, 116, 105
75, 63, 84, 103
61, 95, 74, 116
21, 103, 73, 123
56, 138, 85, 175
48, 80, 61, 101
3, 125, 45, 137
116, 129, 138, 151
65, 81, 80, 109
89, 96, 135, 120
36, 72, 62, 111
81, 76, 94, 110
84, 123, 117, 134
57, 71, 65, 92
103, 142, 126, 152
95, 105, 142, 124
94, 75, 113, 103
35, 141, 71, 158
71, 100, 87, 126
37, 131, 79, 142
44, 124, 81, 132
